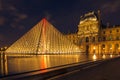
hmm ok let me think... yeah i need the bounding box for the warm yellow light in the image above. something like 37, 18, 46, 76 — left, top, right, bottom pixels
92, 54, 97, 60
102, 54, 106, 59
110, 54, 113, 58
118, 47, 120, 50
93, 46, 96, 50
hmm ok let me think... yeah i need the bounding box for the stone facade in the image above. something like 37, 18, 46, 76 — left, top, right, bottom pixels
66, 11, 120, 55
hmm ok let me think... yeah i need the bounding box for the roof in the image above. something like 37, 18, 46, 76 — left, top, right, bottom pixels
80, 11, 98, 24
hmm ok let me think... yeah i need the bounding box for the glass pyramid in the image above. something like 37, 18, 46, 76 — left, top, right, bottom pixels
6, 18, 81, 54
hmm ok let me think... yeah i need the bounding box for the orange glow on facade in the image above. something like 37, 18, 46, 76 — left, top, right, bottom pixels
66, 11, 120, 55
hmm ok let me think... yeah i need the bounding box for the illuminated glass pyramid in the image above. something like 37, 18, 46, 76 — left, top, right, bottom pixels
6, 18, 81, 54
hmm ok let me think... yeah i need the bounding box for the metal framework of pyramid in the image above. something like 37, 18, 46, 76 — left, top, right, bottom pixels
6, 18, 81, 54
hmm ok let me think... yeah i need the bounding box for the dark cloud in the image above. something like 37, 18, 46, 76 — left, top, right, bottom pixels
18, 25, 25, 30
0, 0, 3, 11
0, 0, 28, 30
10, 23, 17, 28
0, 16, 5, 26
101, 0, 120, 14
0, 33, 9, 47
0, 34, 5, 40
8, 6, 17, 11
0, 34, 6, 43
17, 14, 28, 19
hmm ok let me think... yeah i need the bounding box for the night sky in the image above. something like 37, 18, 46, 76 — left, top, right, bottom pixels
0, 0, 120, 47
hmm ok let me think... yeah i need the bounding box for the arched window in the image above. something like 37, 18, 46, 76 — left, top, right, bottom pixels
109, 44, 112, 49
86, 37, 89, 42
98, 37, 101, 42
102, 44, 105, 49
101, 44, 105, 54
103, 37, 106, 41
92, 37, 95, 42
115, 44, 119, 49
116, 36, 119, 40
109, 35, 112, 40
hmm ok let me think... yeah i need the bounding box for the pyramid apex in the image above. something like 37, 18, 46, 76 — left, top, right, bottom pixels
41, 18, 49, 24
42, 18, 47, 21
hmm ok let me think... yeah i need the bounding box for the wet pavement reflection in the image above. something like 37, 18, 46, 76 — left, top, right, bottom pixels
0, 53, 119, 77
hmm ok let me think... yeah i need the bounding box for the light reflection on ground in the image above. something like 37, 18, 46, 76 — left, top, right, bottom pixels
0, 53, 119, 77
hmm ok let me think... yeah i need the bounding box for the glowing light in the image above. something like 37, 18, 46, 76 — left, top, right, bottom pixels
92, 54, 97, 60
110, 54, 113, 58
102, 54, 106, 59
93, 46, 96, 50
6, 19, 82, 54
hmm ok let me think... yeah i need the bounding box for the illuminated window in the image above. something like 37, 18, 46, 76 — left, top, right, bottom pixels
109, 44, 112, 49
109, 35, 112, 40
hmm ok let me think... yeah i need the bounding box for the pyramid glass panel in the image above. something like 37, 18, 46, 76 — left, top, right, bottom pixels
6, 19, 82, 54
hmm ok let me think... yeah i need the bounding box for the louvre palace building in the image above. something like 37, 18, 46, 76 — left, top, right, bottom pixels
66, 10, 120, 55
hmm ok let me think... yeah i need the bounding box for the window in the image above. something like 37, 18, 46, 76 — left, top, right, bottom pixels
86, 37, 89, 42
117, 29, 119, 32
102, 44, 105, 48
98, 37, 101, 42
116, 36, 119, 40
109, 44, 112, 49
102, 44, 105, 49
110, 30, 112, 33
109, 35, 112, 40
103, 37, 106, 41
92, 37, 95, 42
115, 44, 119, 49
103, 31, 105, 34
